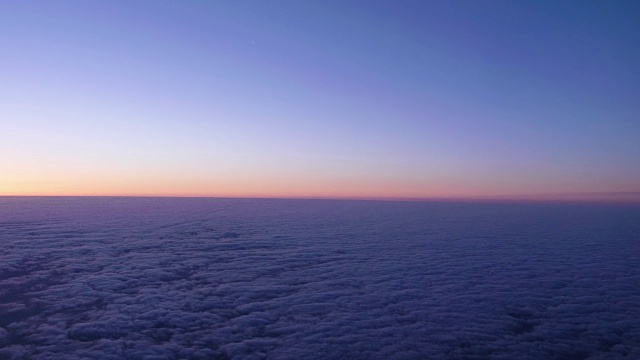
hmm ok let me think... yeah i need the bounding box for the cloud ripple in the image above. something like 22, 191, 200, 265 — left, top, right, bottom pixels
0, 198, 638, 359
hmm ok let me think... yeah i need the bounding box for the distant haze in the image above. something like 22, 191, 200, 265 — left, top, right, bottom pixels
2, 1, 639, 201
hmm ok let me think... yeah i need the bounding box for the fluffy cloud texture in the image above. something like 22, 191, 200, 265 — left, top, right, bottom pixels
0, 197, 639, 359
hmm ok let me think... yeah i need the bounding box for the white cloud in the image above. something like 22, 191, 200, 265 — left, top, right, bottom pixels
0, 198, 638, 359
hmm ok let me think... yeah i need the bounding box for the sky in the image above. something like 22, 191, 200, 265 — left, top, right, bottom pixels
1, 0, 639, 201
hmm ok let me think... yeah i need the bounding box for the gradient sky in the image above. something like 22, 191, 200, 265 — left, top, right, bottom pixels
2, 0, 639, 200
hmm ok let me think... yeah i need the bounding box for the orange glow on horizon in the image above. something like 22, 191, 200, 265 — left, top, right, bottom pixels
2, 175, 639, 204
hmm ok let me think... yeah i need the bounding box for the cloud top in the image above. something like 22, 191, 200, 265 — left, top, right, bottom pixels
0, 197, 639, 359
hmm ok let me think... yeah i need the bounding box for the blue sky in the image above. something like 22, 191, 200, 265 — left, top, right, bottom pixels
1, 0, 639, 199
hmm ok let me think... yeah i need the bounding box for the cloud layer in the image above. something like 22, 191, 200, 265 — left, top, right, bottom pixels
0, 198, 639, 359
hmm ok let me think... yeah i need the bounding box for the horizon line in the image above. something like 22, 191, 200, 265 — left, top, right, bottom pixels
1, 193, 639, 205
